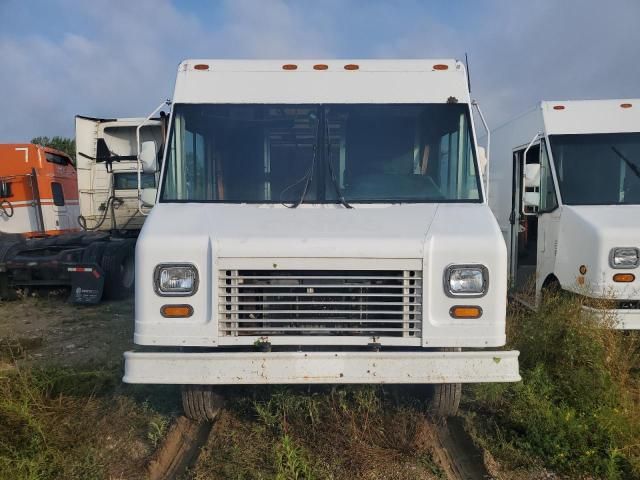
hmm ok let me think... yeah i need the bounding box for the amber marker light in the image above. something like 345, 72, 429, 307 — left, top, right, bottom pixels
161, 304, 194, 318
613, 273, 635, 283
450, 306, 483, 319
193, 64, 209, 70
553, 105, 565, 110
282, 64, 298, 70
433, 64, 449, 70
344, 64, 359, 70
313, 64, 328, 70
621, 103, 633, 109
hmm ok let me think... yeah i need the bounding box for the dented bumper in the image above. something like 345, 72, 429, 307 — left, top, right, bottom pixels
123, 350, 520, 385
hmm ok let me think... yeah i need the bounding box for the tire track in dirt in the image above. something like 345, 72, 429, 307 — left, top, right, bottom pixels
147, 416, 212, 480
432, 416, 493, 480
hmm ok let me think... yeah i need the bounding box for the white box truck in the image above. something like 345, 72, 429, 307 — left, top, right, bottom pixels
488, 99, 640, 328
123, 59, 520, 419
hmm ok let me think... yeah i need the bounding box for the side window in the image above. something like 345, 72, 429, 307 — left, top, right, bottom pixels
51, 182, 65, 206
539, 140, 558, 212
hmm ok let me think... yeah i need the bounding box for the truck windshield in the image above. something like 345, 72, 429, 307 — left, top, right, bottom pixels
549, 133, 640, 205
160, 103, 481, 203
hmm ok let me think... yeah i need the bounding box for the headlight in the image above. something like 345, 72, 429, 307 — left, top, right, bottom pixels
444, 264, 488, 297
609, 248, 639, 269
154, 264, 199, 296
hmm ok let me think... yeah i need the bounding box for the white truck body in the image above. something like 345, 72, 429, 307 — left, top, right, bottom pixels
489, 99, 640, 328
75, 116, 164, 231
124, 59, 520, 385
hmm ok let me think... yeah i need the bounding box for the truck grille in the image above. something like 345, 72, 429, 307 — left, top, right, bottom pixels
218, 270, 422, 337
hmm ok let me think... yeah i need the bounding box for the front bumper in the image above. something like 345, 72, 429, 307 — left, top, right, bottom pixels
123, 350, 520, 385
583, 306, 640, 329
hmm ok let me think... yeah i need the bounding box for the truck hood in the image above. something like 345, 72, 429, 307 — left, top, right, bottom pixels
142, 203, 440, 258
563, 205, 640, 243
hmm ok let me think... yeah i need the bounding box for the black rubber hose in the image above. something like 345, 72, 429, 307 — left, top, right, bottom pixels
0, 199, 14, 218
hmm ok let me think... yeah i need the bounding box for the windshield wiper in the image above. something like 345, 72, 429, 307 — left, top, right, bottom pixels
324, 115, 352, 209
611, 146, 640, 179
281, 114, 320, 208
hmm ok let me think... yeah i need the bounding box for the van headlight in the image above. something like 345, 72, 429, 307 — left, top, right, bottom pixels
609, 248, 639, 269
444, 264, 488, 297
154, 264, 199, 296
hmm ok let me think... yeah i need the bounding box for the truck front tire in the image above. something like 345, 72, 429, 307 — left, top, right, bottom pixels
182, 385, 224, 422
428, 347, 462, 418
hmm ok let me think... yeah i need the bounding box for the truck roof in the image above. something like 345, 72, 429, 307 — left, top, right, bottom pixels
541, 99, 640, 135
172, 59, 470, 105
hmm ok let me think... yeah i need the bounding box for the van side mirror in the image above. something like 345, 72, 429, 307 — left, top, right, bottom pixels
140, 188, 157, 207
522, 163, 541, 215
139, 141, 157, 174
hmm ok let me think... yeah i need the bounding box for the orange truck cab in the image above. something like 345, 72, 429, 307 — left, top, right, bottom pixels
0, 144, 79, 237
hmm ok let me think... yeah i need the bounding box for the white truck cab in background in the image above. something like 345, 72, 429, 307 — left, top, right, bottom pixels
489, 99, 640, 328
123, 59, 520, 420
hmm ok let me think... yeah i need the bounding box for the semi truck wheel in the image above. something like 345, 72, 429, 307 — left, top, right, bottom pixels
182, 385, 224, 422
428, 347, 462, 418
101, 239, 136, 300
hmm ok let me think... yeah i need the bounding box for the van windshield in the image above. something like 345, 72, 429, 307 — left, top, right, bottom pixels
160, 103, 481, 203
550, 132, 640, 205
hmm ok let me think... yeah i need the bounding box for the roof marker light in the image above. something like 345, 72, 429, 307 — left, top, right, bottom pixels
282, 64, 298, 70
313, 64, 328, 70
193, 64, 209, 70
433, 64, 449, 70
553, 105, 565, 110
344, 64, 359, 70
621, 103, 633, 109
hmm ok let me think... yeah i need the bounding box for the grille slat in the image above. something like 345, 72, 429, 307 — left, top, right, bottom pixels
218, 269, 422, 337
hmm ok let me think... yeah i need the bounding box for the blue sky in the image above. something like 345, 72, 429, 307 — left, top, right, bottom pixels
1, 0, 638, 141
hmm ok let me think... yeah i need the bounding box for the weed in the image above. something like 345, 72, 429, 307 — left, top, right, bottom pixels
467, 293, 640, 479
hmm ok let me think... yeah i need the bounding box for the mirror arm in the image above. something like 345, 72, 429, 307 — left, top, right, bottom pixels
137, 99, 171, 216
472, 100, 490, 198
521, 132, 543, 217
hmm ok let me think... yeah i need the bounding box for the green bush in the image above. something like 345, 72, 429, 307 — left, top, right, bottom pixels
468, 294, 640, 479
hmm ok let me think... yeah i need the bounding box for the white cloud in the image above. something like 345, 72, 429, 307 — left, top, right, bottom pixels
0, 0, 638, 141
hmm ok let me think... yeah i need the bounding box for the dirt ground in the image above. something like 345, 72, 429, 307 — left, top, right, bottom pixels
0, 293, 133, 369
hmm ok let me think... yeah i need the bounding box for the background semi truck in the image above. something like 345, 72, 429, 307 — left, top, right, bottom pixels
123, 59, 521, 420
488, 99, 640, 328
0, 117, 164, 303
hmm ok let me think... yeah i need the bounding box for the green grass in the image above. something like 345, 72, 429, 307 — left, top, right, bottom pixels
0, 363, 174, 480
192, 386, 445, 480
467, 294, 640, 479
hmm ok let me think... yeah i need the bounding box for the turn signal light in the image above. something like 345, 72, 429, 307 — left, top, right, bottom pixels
449, 306, 482, 319
161, 304, 194, 318
613, 273, 635, 283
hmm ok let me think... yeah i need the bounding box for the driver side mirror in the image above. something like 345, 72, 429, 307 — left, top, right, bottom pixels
522, 163, 541, 214
139, 141, 158, 174
140, 188, 157, 207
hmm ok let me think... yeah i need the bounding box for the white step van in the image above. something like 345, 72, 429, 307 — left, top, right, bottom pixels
489, 99, 640, 328
123, 59, 520, 419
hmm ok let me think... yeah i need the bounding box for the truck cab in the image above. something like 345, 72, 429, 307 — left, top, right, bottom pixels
0, 143, 77, 236
489, 99, 640, 328
123, 59, 520, 419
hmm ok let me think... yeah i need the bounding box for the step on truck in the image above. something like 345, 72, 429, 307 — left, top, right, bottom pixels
0, 116, 164, 303
488, 99, 640, 328
123, 59, 521, 419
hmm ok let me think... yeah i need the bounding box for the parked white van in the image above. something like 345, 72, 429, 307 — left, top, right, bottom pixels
123, 59, 520, 420
489, 99, 640, 328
